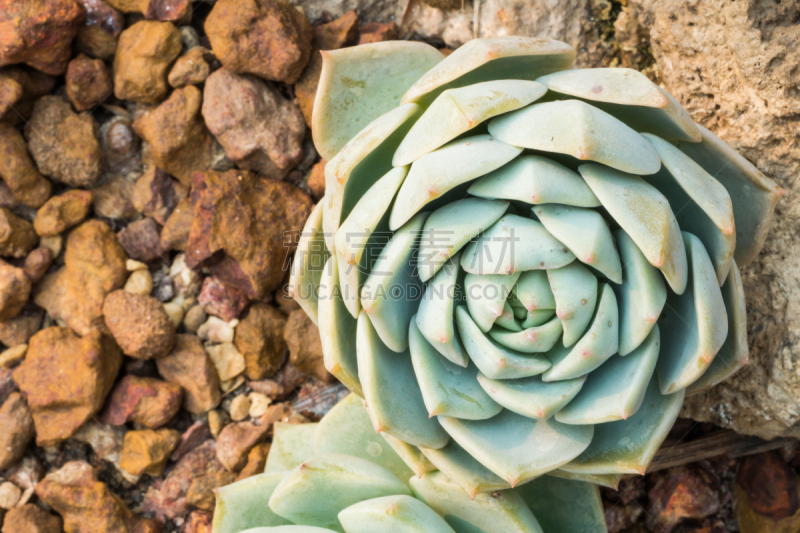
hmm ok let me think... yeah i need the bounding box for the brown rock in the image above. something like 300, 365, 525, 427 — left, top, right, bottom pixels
75, 0, 123, 60
0, 393, 34, 469
160, 197, 192, 252
183, 511, 213, 533
187, 170, 313, 298
358, 22, 399, 44
0, 67, 56, 124
133, 166, 186, 225
2, 504, 62, 533
120, 428, 180, 477
156, 334, 221, 414
142, 440, 235, 519
646, 465, 721, 532
0, 261, 30, 321
0, 123, 52, 208
198, 276, 248, 322
0, 71, 23, 119
104, 290, 175, 359
284, 309, 329, 383
65, 53, 113, 112
295, 11, 359, 124
101, 375, 182, 428
204, 0, 313, 84
100, 115, 143, 178
25, 96, 102, 187
105, 0, 191, 21
307, 159, 326, 200
0, 0, 86, 75
93, 176, 138, 220
215, 413, 273, 472
133, 85, 215, 187
735, 451, 800, 533
0, 208, 37, 258
169, 47, 215, 88
236, 442, 269, 481
35, 461, 139, 533
0, 304, 42, 347
14, 327, 121, 446
34, 220, 128, 335
170, 420, 211, 462
113, 20, 182, 104
235, 303, 287, 380
22, 247, 52, 283
202, 68, 305, 177
117, 218, 163, 262
33, 189, 93, 237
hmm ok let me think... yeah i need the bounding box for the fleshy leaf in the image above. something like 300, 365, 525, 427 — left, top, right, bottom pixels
339, 495, 457, 533
381, 433, 438, 478
534, 204, 622, 283
313, 42, 442, 160
269, 453, 411, 531
335, 166, 407, 316
323, 103, 419, 251
410, 471, 544, 533
677, 124, 783, 266
455, 306, 551, 380
538, 67, 700, 142
394, 80, 547, 165
419, 440, 510, 498
464, 272, 521, 332
488, 318, 563, 353
644, 133, 735, 285
542, 284, 619, 382
461, 215, 575, 275
513, 270, 556, 311
213, 472, 291, 533
468, 155, 601, 207
579, 163, 688, 294
361, 212, 427, 352
548, 469, 623, 490
613, 230, 666, 356
240, 527, 338, 532
314, 393, 414, 482
488, 100, 661, 175
522, 309, 556, 329
547, 262, 598, 346
516, 475, 607, 533
264, 422, 319, 474
410, 319, 502, 420
560, 377, 684, 475
555, 326, 659, 424
402, 36, 575, 106
656, 232, 728, 394
390, 134, 522, 230
438, 410, 593, 487
494, 302, 522, 332
318, 257, 362, 396
476, 374, 585, 420
357, 312, 450, 449
416, 254, 468, 366
290, 202, 330, 325
687, 262, 749, 395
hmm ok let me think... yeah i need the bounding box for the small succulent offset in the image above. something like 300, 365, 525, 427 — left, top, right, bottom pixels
213, 393, 606, 532
291, 37, 782, 495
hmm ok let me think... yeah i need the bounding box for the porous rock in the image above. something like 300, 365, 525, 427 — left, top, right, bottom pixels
75, 0, 124, 60
33, 189, 93, 237
0, 261, 30, 321
117, 217, 164, 262
234, 303, 287, 380
1, 504, 62, 533
120, 428, 181, 477
168, 46, 215, 88
0, 123, 52, 208
198, 275, 248, 322
113, 20, 182, 104
156, 334, 221, 414
104, 290, 175, 359
0, 392, 34, 470
101, 374, 182, 428
0, 208, 37, 258
284, 309, 329, 383
105, 0, 191, 22
65, 53, 114, 111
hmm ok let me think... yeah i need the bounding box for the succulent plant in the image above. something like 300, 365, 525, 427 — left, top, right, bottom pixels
213, 393, 606, 533
290, 36, 782, 496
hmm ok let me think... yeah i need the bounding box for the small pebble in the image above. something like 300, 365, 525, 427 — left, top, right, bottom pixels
0, 481, 21, 510
182, 296, 197, 311
183, 305, 207, 333
205, 342, 245, 381
39, 235, 63, 258
125, 269, 153, 295
208, 409, 228, 438
220, 375, 245, 394
196, 315, 233, 343
163, 302, 184, 328
248, 392, 271, 418
228, 394, 251, 421
0, 344, 27, 368
126, 259, 148, 271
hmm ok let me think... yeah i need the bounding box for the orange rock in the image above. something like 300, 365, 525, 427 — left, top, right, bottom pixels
133, 167, 186, 225
236, 442, 269, 481
204, 0, 313, 84
0, 0, 86, 75
133, 85, 216, 187
216, 406, 283, 472
25, 96, 102, 187
65, 53, 114, 111
35, 461, 141, 533
0, 123, 51, 208
33, 189, 93, 237
284, 309, 330, 383
646, 465, 721, 532
104, 290, 176, 359
113, 20, 182, 104
101, 375, 182, 428
358, 22, 399, 44
14, 327, 122, 446
160, 197, 192, 252
22, 247, 53, 283
306, 159, 326, 200
105, 0, 191, 21
34, 220, 128, 335
295, 11, 359, 124
168, 47, 215, 88
183, 510, 213, 533
1, 503, 62, 533
156, 334, 221, 414
235, 303, 287, 380
0, 208, 37, 258
75, 0, 123, 60
0, 393, 34, 469
0, 261, 31, 321
735, 451, 800, 533
120, 428, 181, 476
0, 304, 42, 347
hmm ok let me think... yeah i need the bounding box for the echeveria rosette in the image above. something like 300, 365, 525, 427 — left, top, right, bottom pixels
212, 393, 606, 533
290, 37, 783, 496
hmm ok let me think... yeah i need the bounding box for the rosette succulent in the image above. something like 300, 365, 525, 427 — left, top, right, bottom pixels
290, 36, 782, 495
213, 393, 606, 533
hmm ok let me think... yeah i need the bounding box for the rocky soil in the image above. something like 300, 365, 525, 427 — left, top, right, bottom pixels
0, 0, 796, 532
